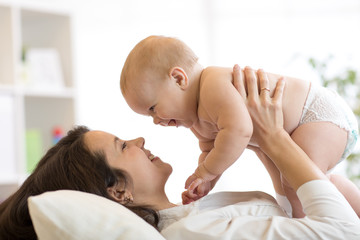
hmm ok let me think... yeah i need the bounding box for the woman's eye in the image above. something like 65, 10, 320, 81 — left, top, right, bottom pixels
122, 142, 127, 150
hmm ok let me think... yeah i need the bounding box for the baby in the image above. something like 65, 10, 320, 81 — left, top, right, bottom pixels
120, 35, 359, 217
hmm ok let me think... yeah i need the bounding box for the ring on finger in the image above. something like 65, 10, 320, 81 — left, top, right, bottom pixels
261, 87, 270, 92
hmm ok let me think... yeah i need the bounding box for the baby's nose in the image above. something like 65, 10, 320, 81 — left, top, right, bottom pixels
153, 116, 161, 125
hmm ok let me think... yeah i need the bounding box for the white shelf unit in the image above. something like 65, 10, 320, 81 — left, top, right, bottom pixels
0, 2, 76, 201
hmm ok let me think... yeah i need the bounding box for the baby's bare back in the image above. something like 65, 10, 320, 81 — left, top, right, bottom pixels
264, 70, 310, 134
199, 66, 310, 141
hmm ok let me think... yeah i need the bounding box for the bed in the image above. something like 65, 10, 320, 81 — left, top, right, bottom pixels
28, 183, 360, 240
28, 190, 165, 240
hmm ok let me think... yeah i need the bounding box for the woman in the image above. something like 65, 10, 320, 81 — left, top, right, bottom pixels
0, 126, 161, 239
0, 67, 358, 240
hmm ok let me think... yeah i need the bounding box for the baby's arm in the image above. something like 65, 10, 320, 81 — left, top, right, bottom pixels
182, 139, 221, 204
185, 69, 253, 194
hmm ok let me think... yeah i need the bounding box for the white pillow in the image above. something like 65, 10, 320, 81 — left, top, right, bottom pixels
28, 190, 166, 240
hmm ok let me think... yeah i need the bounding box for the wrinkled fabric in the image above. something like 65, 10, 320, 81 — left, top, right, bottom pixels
160, 180, 360, 240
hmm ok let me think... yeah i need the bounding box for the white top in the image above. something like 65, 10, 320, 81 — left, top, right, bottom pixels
159, 180, 360, 240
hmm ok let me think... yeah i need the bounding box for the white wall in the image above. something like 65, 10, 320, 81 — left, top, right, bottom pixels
70, 0, 360, 203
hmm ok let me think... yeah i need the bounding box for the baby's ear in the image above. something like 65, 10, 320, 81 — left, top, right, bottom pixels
170, 67, 188, 90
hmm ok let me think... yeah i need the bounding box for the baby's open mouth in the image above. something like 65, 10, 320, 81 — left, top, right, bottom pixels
168, 119, 177, 126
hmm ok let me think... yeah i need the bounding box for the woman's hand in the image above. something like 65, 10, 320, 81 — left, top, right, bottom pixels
232, 65, 285, 148
233, 65, 327, 190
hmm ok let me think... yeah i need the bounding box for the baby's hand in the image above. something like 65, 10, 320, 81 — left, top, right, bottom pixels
182, 179, 212, 205
183, 164, 217, 203
181, 184, 209, 204
182, 180, 212, 204
182, 189, 195, 205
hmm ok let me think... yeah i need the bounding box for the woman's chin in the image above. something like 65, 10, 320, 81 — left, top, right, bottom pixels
162, 164, 173, 181
165, 164, 173, 176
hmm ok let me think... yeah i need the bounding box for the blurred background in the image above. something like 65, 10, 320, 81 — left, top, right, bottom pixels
1, 0, 360, 203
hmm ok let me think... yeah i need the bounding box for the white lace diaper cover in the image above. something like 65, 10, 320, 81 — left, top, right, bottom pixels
299, 84, 359, 162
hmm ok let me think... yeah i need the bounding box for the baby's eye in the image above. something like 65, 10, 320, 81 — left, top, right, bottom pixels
122, 142, 127, 150
149, 105, 155, 112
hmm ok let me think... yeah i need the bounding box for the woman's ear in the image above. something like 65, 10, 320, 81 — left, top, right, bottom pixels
107, 186, 134, 205
169, 67, 189, 90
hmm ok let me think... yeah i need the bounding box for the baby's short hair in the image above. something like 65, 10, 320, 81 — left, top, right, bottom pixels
120, 35, 198, 95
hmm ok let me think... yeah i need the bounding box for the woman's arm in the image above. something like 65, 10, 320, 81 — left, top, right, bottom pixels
232, 65, 327, 191
162, 66, 359, 240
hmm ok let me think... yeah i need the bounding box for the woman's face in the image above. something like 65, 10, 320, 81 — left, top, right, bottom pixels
84, 130, 172, 203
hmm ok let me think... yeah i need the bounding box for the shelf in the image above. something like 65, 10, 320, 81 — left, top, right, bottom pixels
0, 84, 15, 94
0, 2, 76, 201
25, 96, 74, 154
0, 182, 19, 203
0, 93, 16, 187
21, 86, 75, 98
21, 8, 73, 88
0, 5, 15, 85
1, 85, 75, 98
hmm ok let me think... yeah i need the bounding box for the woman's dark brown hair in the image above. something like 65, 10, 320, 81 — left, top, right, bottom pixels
0, 126, 159, 240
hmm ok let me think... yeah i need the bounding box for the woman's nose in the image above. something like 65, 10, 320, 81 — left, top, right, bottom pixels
133, 137, 145, 148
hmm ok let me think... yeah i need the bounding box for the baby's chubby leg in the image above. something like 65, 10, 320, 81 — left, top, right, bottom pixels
327, 173, 360, 217
288, 121, 360, 217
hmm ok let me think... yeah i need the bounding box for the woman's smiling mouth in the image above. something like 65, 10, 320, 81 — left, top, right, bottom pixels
148, 154, 159, 162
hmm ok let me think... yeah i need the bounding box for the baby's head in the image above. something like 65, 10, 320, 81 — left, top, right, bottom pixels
120, 35, 198, 95
120, 35, 200, 128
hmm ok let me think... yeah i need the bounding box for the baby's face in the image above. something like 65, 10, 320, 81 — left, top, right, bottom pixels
123, 73, 198, 128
